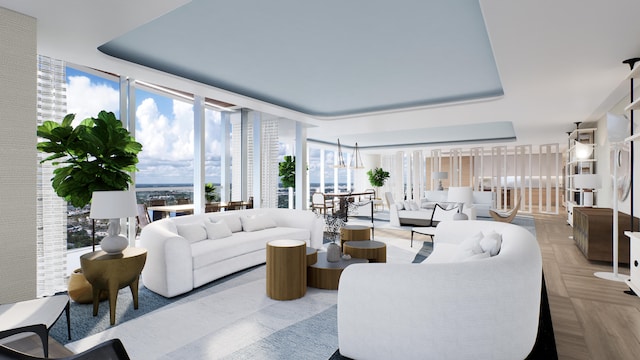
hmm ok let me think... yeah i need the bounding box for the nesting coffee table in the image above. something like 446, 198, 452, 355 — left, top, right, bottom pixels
307, 252, 368, 290
343, 240, 387, 263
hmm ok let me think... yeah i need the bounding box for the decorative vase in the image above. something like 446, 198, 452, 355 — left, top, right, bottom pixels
327, 242, 341, 262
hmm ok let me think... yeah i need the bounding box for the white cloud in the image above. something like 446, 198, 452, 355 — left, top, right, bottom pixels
66, 76, 119, 125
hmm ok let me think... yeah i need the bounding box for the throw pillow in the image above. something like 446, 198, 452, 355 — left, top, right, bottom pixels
213, 214, 243, 233
204, 221, 232, 240
240, 214, 277, 232
481, 230, 502, 256
463, 251, 491, 262
176, 223, 207, 244
409, 201, 420, 211
396, 202, 404, 211
452, 232, 484, 261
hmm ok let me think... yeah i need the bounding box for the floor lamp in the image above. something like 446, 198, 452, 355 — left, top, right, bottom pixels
595, 112, 630, 282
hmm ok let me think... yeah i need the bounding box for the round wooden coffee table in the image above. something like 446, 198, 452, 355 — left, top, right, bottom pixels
343, 240, 387, 263
266, 240, 307, 300
307, 252, 368, 290
340, 224, 371, 248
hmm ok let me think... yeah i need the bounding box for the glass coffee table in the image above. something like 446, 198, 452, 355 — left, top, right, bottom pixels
307, 252, 368, 290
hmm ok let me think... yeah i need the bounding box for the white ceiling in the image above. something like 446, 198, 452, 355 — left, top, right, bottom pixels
2, 0, 640, 152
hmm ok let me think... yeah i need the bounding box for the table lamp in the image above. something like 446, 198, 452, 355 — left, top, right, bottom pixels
90, 190, 138, 254
432, 172, 448, 191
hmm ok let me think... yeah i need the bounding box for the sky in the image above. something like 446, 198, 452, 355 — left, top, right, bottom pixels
65, 66, 348, 186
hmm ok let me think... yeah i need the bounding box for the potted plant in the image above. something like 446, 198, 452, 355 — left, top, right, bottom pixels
279, 155, 296, 208
367, 167, 390, 197
204, 183, 220, 203
37, 111, 142, 207
37, 110, 142, 303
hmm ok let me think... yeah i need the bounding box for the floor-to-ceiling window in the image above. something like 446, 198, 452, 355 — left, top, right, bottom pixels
204, 108, 225, 202
134, 86, 194, 214
64, 66, 119, 249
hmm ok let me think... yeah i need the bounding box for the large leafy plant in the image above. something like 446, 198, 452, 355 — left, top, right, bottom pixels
278, 155, 296, 189
37, 111, 143, 208
367, 167, 390, 188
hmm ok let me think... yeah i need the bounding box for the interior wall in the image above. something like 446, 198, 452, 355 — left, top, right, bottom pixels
0, 7, 37, 303
596, 94, 635, 213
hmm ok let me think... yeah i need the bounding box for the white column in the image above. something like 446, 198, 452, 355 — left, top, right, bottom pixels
193, 96, 205, 214
295, 123, 307, 209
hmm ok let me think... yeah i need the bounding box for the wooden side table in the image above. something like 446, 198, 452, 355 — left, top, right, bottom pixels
266, 240, 307, 300
340, 224, 371, 248
343, 240, 387, 263
80, 247, 147, 325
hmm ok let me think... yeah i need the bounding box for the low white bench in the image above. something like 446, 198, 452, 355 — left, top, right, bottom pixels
0, 294, 70, 357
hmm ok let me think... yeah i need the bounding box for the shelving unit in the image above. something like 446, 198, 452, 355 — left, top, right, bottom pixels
622, 58, 638, 292
565, 127, 597, 225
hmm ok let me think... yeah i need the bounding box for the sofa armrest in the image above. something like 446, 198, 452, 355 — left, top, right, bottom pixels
388, 203, 401, 226
338, 260, 541, 360
140, 222, 194, 298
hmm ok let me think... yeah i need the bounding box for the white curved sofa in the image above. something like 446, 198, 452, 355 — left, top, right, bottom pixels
337, 220, 542, 360
139, 208, 324, 298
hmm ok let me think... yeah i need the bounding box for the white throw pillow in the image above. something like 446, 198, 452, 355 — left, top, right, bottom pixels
481, 230, 502, 256
213, 214, 243, 233
176, 223, 207, 244
395, 202, 404, 210
452, 232, 484, 261
204, 221, 232, 240
240, 214, 277, 232
409, 201, 420, 211
463, 251, 490, 262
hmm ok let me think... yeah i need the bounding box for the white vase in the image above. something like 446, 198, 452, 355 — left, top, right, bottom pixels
327, 242, 341, 262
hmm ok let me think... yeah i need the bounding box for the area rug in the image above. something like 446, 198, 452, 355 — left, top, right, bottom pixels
56, 239, 422, 359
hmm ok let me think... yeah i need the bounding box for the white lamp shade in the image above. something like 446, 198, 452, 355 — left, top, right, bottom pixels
574, 141, 593, 159
607, 112, 630, 143
89, 190, 138, 219
573, 174, 600, 190
447, 186, 473, 205
432, 171, 448, 180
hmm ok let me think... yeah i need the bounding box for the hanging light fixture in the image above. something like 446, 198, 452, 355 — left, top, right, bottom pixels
334, 138, 346, 168
349, 142, 365, 169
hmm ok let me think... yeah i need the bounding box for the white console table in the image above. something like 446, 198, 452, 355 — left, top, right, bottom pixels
625, 231, 640, 296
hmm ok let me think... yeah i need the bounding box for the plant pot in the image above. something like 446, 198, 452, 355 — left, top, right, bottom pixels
67, 268, 107, 303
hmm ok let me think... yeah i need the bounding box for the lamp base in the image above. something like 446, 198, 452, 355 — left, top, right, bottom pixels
594, 271, 629, 282
100, 234, 129, 254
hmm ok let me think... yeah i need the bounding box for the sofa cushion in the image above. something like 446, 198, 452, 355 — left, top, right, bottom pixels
463, 251, 491, 261
176, 223, 207, 244
451, 231, 485, 261
190, 227, 310, 270
205, 221, 232, 240
240, 214, 277, 232
480, 230, 502, 256
212, 214, 243, 233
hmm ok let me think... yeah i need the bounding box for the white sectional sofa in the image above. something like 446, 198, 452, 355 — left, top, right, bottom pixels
337, 220, 542, 360
139, 208, 324, 297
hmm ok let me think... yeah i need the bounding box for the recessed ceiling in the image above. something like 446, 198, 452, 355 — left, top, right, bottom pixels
98, 0, 503, 117
2, 0, 640, 149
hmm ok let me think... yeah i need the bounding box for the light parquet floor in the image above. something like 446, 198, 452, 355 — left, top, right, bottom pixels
535, 212, 640, 360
